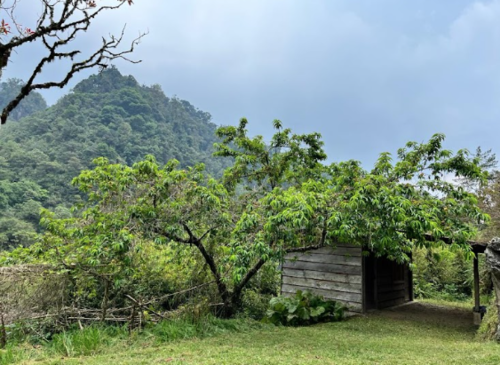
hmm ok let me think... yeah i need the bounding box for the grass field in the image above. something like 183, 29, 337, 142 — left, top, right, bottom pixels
4, 301, 500, 365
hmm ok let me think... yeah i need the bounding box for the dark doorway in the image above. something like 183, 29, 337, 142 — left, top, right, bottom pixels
363, 254, 413, 311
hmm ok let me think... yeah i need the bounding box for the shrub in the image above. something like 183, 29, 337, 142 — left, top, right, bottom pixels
476, 296, 499, 342
239, 289, 273, 320
264, 290, 345, 326
413, 247, 479, 302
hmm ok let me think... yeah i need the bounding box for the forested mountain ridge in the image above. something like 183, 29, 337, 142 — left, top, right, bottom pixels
0, 67, 230, 249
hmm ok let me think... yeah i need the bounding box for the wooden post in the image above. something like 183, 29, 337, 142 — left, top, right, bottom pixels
373, 257, 378, 310
408, 252, 414, 302
362, 255, 367, 313
473, 254, 481, 325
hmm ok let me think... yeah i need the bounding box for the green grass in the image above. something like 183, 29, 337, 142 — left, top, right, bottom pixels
2, 303, 500, 365
418, 295, 492, 310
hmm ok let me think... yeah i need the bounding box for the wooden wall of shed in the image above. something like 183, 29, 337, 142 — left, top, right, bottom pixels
281, 245, 363, 313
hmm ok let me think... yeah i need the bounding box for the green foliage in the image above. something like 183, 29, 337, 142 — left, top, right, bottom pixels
0, 345, 16, 365
214, 118, 327, 191
4, 118, 490, 321
0, 217, 37, 249
0, 68, 230, 248
0, 317, 271, 364
49, 326, 108, 357
5, 307, 500, 365
323, 134, 488, 262
264, 290, 345, 326
413, 248, 474, 301
477, 296, 499, 342
147, 315, 266, 344
0, 79, 47, 121
239, 290, 274, 320
0, 179, 48, 249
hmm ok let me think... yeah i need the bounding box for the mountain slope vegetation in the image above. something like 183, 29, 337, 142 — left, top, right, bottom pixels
0, 67, 230, 249
0, 79, 47, 121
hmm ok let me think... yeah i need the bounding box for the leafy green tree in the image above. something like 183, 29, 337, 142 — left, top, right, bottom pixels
0, 217, 37, 249
477, 170, 500, 239
26, 120, 489, 317
0, 179, 47, 248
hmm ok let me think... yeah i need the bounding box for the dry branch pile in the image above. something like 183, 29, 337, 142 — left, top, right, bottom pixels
0, 265, 67, 325
0, 263, 217, 348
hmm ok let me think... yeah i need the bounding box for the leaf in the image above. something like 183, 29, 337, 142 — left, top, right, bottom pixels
310, 306, 325, 318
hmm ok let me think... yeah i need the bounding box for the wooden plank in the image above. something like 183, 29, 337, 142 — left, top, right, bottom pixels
282, 276, 362, 294
408, 252, 414, 302
362, 255, 366, 313
285, 254, 362, 266
283, 268, 362, 285
281, 289, 363, 313
294, 251, 363, 260
281, 284, 362, 303
333, 243, 362, 249
282, 260, 362, 275
474, 255, 480, 311
296, 246, 363, 257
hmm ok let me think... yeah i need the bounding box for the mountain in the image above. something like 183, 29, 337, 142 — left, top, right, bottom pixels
0, 67, 231, 249
0, 79, 48, 121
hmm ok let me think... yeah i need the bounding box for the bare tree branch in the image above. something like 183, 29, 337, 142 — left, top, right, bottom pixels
0, 0, 143, 124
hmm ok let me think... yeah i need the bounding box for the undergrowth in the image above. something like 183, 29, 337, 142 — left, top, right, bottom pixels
477, 296, 499, 342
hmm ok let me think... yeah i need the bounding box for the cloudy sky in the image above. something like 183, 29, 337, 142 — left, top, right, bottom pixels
4, 0, 500, 167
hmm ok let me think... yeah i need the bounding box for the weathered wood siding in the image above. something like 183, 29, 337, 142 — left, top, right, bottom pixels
282, 245, 363, 313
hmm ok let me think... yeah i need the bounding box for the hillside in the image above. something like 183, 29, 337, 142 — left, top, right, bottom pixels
0, 79, 47, 121
0, 67, 230, 249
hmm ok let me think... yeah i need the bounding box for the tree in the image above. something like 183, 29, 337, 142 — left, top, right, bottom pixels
0, 0, 143, 124
0, 179, 47, 248
25, 120, 489, 317
478, 170, 500, 239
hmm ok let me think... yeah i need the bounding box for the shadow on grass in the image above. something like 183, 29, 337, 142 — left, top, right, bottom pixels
367, 301, 477, 335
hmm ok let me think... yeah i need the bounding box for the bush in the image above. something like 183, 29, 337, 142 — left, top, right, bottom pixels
476, 296, 499, 342
264, 290, 345, 326
239, 289, 273, 320
413, 247, 477, 302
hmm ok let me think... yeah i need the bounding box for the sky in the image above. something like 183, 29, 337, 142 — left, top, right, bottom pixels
3, 0, 500, 167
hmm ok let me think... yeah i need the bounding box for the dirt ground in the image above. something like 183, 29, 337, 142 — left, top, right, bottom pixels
369, 301, 477, 333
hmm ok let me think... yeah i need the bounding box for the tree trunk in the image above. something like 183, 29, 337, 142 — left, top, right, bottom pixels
218, 292, 244, 319
218, 260, 269, 319
0, 310, 6, 349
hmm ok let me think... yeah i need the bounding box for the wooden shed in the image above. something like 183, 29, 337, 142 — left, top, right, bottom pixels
281, 244, 413, 313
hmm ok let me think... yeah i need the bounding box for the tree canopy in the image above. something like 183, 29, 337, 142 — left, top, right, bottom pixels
12, 119, 489, 317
